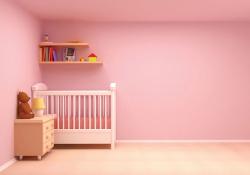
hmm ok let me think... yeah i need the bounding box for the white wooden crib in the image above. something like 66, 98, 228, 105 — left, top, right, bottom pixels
32, 83, 116, 149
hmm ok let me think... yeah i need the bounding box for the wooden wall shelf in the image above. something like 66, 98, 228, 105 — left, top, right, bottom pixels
38, 43, 102, 65
38, 43, 89, 47
39, 61, 103, 65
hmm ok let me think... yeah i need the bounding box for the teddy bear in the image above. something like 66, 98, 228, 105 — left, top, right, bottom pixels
18, 92, 34, 119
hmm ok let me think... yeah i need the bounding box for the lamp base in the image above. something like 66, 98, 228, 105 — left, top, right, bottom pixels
33, 109, 44, 117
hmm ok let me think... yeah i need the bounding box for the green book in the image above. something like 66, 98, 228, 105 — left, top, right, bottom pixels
47, 47, 48, 61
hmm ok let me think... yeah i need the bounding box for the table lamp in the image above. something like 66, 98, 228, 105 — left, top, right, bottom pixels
31, 98, 45, 117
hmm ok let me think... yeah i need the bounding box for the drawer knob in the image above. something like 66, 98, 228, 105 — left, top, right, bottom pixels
51, 133, 54, 136
51, 124, 54, 127
51, 142, 54, 145
46, 136, 48, 139
46, 145, 49, 149
46, 126, 49, 130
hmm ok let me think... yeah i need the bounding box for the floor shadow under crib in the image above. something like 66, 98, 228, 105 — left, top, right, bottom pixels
53, 144, 111, 149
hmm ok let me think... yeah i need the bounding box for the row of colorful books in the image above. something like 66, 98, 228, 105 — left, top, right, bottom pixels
42, 47, 58, 61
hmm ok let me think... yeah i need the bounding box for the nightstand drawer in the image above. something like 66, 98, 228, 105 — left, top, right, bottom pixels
43, 137, 54, 151
43, 120, 54, 133
43, 140, 50, 154
50, 121, 54, 130
43, 122, 51, 133
50, 138, 54, 149
43, 131, 51, 143
51, 130, 54, 138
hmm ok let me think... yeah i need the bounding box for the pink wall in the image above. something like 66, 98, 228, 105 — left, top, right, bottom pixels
42, 22, 250, 141
0, 0, 42, 167
1, 0, 250, 169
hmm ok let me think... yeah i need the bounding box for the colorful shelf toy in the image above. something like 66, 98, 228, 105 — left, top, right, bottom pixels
88, 53, 97, 62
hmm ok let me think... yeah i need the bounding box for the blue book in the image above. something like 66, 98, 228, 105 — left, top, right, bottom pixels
47, 47, 49, 62
53, 50, 58, 61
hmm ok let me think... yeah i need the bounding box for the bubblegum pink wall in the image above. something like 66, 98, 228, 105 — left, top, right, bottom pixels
0, 0, 42, 167
42, 22, 250, 140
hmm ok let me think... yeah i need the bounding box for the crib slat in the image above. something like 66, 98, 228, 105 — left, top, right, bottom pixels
78, 95, 80, 129
84, 96, 86, 129
51, 95, 54, 114
46, 96, 48, 115
109, 96, 110, 118
107, 95, 109, 116
63, 95, 64, 129
42, 96, 45, 115
68, 95, 70, 129
105, 95, 107, 129
99, 95, 102, 129
57, 96, 59, 129
89, 95, 91, 129
94, 95, 96, 129
73, 95, 75, 129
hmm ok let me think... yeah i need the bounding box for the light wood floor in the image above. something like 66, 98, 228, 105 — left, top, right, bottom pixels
1, 143, 250, 175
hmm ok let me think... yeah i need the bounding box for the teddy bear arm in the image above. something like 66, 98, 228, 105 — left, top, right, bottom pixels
20, 103, 31, 114
26, 103, 32, 112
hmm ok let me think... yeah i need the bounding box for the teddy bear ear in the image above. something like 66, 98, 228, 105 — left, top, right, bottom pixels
19, 92, 21, 94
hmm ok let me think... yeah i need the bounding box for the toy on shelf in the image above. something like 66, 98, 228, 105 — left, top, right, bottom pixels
63, 48, 75, 61
80, 57, 85, 61
42, 33, 53, 43
18, 92, 34, 119
45, 33, 49, 42
88, 53, 97, 62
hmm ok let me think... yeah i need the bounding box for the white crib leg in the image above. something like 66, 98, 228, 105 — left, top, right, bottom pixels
19, 156, 23, 160
111, 142, 115, 150
37, 156, 41, 160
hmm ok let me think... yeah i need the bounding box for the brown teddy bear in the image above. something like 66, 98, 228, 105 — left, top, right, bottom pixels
18, 92, 34, 119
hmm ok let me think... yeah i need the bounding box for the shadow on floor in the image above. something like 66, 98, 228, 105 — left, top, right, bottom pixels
16, 144, 111, 160
53, 144, 111, 149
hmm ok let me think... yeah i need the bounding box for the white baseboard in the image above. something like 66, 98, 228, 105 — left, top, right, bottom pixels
0, 158, 17, 172
116, 140, 250, 143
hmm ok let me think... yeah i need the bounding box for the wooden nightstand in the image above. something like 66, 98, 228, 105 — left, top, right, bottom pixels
14, 115, 54, 160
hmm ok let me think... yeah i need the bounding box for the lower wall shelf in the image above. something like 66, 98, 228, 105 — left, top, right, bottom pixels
39, 61, 103, 65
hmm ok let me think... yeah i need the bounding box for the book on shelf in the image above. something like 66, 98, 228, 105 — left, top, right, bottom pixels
49, 47, 55, 61
41, 47, 58, 62
44, 47, 47, 61
42, 48, 44, 61
47, 47, 49, 61
67, 41, 82, 43
52, 50, 58, 61
63, 48, 75, 61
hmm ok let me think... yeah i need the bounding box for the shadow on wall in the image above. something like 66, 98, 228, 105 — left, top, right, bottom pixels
16, 93, 19, 119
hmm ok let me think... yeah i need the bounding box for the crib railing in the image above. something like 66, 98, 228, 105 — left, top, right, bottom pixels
32, 83, 116, 131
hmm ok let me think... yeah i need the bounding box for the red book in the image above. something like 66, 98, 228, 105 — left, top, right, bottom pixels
50, 47, 54, 61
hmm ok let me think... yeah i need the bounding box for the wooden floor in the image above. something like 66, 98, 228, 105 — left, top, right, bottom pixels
1, 143, 250, 175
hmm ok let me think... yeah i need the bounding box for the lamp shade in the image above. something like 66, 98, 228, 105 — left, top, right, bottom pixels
31, 98, 45, 109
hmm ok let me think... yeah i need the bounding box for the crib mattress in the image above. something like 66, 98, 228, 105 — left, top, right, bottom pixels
54, 116, 111, 129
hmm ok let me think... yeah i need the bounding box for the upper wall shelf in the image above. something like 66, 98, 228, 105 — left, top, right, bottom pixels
38, 43, 89, 47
